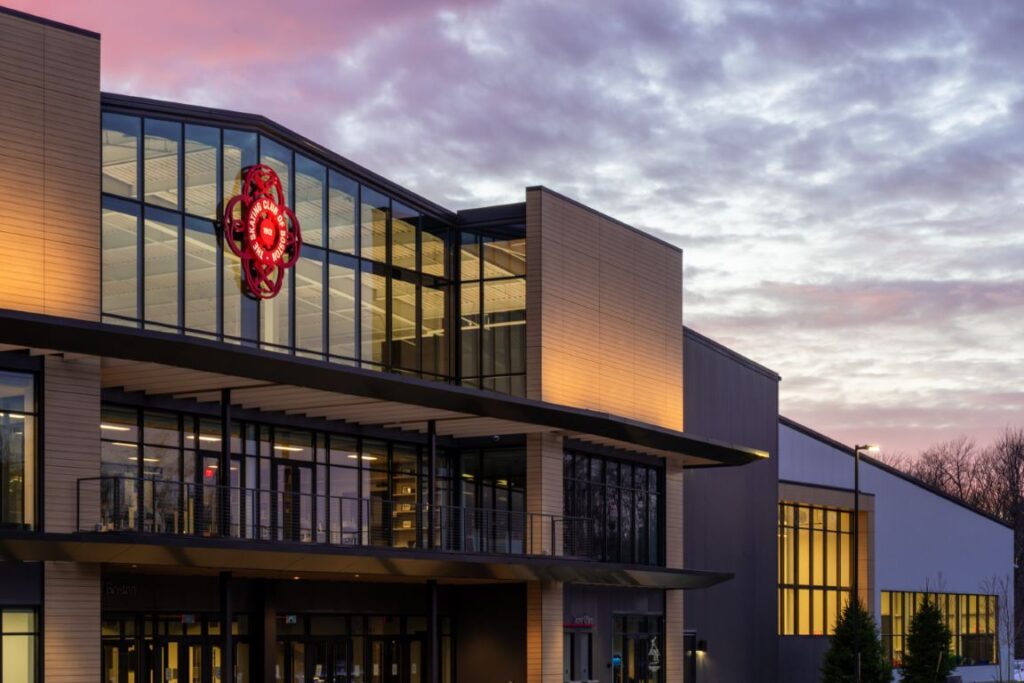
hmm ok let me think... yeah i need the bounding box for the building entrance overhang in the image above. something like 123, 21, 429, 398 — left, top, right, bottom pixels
0, 532, 731, 589
0, 308, 767, 466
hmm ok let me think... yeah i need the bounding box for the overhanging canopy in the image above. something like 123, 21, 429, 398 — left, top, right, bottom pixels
0, 308, 768, 466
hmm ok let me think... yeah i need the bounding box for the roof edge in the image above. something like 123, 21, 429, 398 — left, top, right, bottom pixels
684, 326, 781, 381
526, 186, 683, 254
101, 92, 456, 221
0, 5, 100, 39
779, 415, 1013, 531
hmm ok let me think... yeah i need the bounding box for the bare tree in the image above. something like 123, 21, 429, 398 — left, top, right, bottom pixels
904, 436, 984, 508
891, 428, 1024, 658
980, 574, 1020, 682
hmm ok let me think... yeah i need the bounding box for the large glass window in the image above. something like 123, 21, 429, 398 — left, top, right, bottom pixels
144, 119, 181, 210
184, 217, 218, 337
360, 188, 388, 264
328, 254, 358, 363
102, 113, 139, 199
295, 155, 326, 248
0, 372, 36, 530
96, 403, 533, 558
881, 591, 998, 669
361, 266, 388, 368
1, 609, 38, 683
101, 111, 470, 383
459, 227, 526, 395
295, 248, 325, 357
102, 198, 140, 324
564, 451, 661, 565
143, 208, 181, 329
778, 502, 853, 636
184, 124, 219, 219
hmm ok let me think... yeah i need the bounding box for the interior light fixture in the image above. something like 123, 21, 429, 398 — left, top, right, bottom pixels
111, 441, 138, 448
101, 423, 131, 432
346, 454, 378, 461
274, 445, 305, 452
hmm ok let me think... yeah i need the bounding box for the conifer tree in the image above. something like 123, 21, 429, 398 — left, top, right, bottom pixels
821, 599, 893, 683
901, 595, 954, 683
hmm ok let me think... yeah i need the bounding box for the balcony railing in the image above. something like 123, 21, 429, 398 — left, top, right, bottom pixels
76, 476, 593, 560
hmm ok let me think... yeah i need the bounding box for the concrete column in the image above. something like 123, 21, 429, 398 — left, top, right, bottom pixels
526, 581, 563, 683
526, 432, 563, 555
526, 433, 565, 681
44, 562, 100, 683
44, 355, 101, 533
665, 459, 685, 681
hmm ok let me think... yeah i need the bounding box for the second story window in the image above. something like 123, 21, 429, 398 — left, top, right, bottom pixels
100, 111, 456, 383
563, 450, 662, 566
0, 371, 36, 531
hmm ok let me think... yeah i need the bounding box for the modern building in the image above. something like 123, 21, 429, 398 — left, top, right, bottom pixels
0, 7, 773, 683
682, 332, 1015, 683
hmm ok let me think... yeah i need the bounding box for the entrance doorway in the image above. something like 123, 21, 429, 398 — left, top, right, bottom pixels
275, 636, 424, 683
102, 613, 249, 683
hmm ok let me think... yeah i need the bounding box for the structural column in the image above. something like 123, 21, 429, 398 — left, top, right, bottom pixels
526, 432, 564, 682
664, 459, 685, 683
43, 355, 102, 683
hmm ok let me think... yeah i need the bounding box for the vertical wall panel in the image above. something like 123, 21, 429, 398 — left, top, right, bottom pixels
682, 328, 781, 683
44, 355, 101, 532
526, 187, 683, 430
44, 561, 101, 683
0, 11, 100, 321
526, 580, 564, 683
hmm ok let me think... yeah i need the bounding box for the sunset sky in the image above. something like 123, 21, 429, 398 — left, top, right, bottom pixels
14, 0, 1024, 456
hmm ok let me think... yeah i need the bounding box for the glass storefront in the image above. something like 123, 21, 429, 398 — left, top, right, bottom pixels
101, 613, 452, 683
0, 371, 36, 530
102, 613, 248, 683
0, 609, 38, 683
276, 614, 453, 683
97, 404, 527, 555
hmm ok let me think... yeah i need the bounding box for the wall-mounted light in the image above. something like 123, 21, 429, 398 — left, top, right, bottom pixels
697, 640, 707, 654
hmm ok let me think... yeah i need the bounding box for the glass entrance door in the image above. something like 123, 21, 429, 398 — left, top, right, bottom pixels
369, 638, 401, 683
311, 639, 350, 683
367, 637, 422, 683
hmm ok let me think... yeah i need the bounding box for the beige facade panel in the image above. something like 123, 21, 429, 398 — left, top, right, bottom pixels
526, 187, 683, 431
44, 355, 102, 533
0, 12, 100, 322
526, 580, 564, 683
44, 561, 101, 683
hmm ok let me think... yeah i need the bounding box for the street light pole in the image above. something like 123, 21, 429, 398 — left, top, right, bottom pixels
852, 443, 879, 683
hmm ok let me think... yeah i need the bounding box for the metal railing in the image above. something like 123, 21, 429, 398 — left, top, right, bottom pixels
76, 476, 593, 559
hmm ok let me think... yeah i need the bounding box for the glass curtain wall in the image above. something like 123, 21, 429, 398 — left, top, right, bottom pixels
0, 371, 36, 530
777, 502, 853, 636
563, 451, 661, 566
458, 227, 526, 395
880, 591, 998, 668
101, 112, 455, 383
97, 403, 525, 552
0, 609, 38, 683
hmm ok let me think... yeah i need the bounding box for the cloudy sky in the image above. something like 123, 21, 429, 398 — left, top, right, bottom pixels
17, 0, 1024, 456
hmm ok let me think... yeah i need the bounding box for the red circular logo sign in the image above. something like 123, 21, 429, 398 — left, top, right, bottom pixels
222, 164, 301, 299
